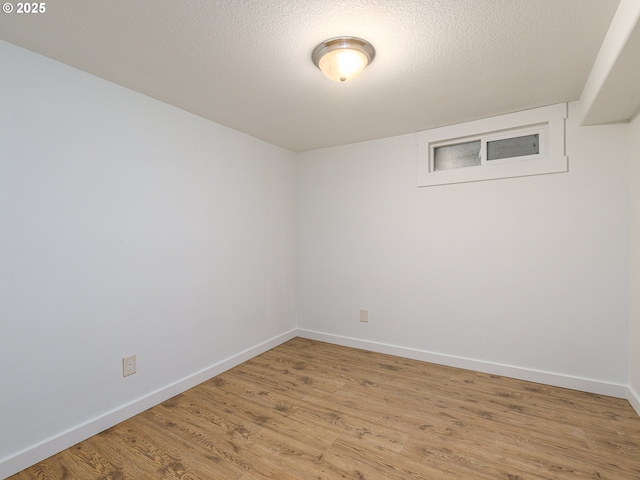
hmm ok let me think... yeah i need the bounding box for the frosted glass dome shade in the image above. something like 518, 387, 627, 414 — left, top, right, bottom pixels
312, 37, 375, 83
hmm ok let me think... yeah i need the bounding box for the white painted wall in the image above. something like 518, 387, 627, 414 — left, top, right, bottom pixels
0, 40, 297, 475
630, 112, 640, 413
298, 102, 629, 393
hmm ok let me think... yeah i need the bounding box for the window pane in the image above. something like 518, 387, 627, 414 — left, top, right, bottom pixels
434, 140, 481, 171
487, 134, 539, 161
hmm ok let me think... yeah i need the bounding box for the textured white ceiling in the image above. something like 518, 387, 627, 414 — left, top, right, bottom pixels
0, 0, 621, 151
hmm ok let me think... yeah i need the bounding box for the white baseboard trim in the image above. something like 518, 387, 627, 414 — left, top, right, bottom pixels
0, 329, 297, 479
296, 329, 629, 399
629, 385, 640, 417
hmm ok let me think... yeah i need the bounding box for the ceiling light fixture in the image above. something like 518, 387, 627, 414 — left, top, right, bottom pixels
312, 36, 375, 83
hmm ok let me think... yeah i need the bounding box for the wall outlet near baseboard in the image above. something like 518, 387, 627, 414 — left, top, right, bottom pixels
123, 355, 137, 377
360, 309, 368, 323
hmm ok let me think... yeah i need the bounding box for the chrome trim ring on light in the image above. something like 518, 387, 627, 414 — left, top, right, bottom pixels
312, 36, 376, 69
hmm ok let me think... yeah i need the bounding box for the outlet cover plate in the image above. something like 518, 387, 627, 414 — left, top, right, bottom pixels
123, 355, 137, 377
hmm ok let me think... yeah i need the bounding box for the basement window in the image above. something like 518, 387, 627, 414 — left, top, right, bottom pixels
417, 103, 567, 187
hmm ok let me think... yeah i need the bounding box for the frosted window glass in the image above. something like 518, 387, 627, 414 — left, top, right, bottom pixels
434, 140, 481, 171
487, 134, 539, 161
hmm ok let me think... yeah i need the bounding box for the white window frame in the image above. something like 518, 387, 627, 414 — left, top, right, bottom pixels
417, 103, 567, 187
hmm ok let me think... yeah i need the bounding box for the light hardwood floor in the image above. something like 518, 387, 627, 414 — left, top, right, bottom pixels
10, 337, 640, 479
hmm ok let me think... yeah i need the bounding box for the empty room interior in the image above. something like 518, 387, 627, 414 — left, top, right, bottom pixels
2, 0, 640, 478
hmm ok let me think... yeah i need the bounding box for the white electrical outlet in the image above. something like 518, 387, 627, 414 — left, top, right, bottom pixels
123, 355, 137, 377
360, 309, 368, 323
